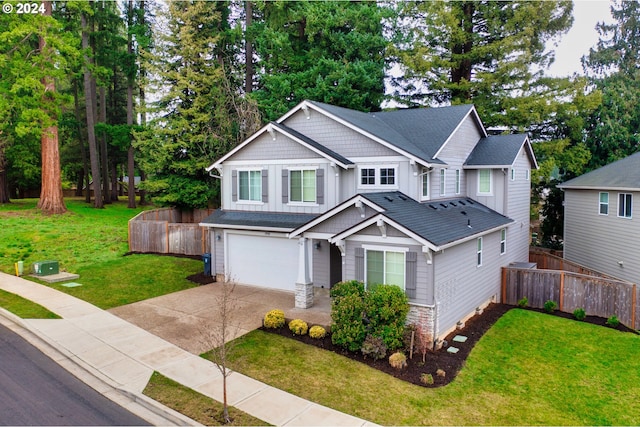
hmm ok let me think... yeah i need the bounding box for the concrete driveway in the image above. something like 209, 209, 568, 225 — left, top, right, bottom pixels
109, 283, 331, 355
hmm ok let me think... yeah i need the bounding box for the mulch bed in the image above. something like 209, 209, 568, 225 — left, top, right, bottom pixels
261, 303, 638, 388
186, 272, 215, 285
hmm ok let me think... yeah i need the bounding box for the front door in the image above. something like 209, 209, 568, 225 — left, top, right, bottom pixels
329, 244, 343, 288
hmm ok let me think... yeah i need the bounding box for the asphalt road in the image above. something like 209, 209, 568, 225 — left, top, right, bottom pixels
0, 323, 150, 426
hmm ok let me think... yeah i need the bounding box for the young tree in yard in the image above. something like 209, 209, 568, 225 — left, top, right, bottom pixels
391, 1, 574, 128
199, 280, 241, 424
138, 0, 260, 209
251, 0, 389, 121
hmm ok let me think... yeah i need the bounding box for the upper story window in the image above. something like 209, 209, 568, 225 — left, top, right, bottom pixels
421, 169, 430, 200
478, 169, 492, 194
618, 193, 632, 218
290, 169, 316, 203
439, 169, 446, 196
511, 168, 516, 181
455, 169, 461, 194
525, 169, 530, 181
358, 165, 398, 189
500, 229, 507, 255
477, 237, 483, 267
238, 170, 262, 202
599, 192, 609, 215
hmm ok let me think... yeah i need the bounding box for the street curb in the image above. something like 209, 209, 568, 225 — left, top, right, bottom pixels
0, 307, 201, 426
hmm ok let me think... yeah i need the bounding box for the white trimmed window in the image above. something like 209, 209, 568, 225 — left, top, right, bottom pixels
455, 169, 461, 194
525, 169, 530, 181
511, 168, 516, 181
290, 169, 316, 203
477, 237, 483, 267
238, 170, 262, 202
500, 229, 507, 255
439, 169, 446, 196
599, 192, 609, 215
618, 193, 632, 218
358, 165, 397, 188
421, 169, 430, 200
478, 169, 492, 194
365, 248, 405, 291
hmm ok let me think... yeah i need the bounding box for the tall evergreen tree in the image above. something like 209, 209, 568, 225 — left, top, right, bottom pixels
137, 0, 260, 209
251, 0, 389, 121
582, 0, 640, 168
391, 1, 574, 129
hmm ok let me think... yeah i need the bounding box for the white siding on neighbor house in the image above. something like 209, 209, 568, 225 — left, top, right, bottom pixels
564, 189, 640, 284
284, 109, 399, 158
433, 229, 504, 336
505, 148, 533, 263
343, 239, 434, 305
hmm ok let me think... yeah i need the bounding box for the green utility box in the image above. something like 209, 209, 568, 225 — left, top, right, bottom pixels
33, 260, 59, 276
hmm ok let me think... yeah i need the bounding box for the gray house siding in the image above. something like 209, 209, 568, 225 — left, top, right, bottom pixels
304, 205, 377, 235
505, 147, 533, 263
231, 131, 322, 161
284, 110, 399, 158
221, 161, 336, 214
343, 239, 433, 305
311, 239, 331, 288
564, 189, 640, 284
433, 230, 503, 336
211, 228, 224, 278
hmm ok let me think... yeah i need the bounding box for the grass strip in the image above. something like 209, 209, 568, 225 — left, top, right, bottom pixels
0, 289, 60, 319
143, 372, 269, 426
223, 309, 640, 425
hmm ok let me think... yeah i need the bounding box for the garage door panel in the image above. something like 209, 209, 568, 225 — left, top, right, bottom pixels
227, 234, 298, 290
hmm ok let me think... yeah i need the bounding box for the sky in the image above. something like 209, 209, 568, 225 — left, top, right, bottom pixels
546, 1, 615, 77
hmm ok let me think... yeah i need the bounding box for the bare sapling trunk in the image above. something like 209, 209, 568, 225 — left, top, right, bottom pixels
198, 278, 241, 424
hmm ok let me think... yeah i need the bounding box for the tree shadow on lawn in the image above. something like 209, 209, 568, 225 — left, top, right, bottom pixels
262, 303, 638, 388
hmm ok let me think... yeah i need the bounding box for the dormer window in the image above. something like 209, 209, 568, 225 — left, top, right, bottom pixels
358, 165, 398, 189
478, 169, 492, 195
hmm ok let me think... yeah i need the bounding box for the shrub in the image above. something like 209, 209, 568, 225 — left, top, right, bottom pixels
543, 300, 557, 313
389, 352, 407, 370
420, 373, 434, 385
606, 315, 620, 328
573, 308, 586, 321
517, 297, 528, 308
330, 280, 365, 299
361, 335, 387, 360
436, 369, 446, 378
263, 309, 285, 329
288, 319, 308, 335
365, 285, 410, 351
331, 292, 367, 352
309, 325, 326, 339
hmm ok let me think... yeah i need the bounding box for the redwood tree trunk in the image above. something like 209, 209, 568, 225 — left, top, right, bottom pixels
127, 0, 136, 208
37, 1, 66, 215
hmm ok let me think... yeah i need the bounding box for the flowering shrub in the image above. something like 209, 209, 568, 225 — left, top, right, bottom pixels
263, 309, 285, 329
309, 325, 326, 339
289, 319, 308, 335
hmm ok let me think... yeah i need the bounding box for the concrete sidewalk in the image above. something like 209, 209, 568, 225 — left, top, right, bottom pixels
0, 273, 375, 426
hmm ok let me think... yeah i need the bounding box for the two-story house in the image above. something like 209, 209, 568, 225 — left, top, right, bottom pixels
201, 100, 537, 344
558, 152, 640, 285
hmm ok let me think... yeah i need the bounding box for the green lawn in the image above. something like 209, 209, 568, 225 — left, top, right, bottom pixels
220, 309, 640, 425
0, 289, 60, 319
0, 198, 200, 310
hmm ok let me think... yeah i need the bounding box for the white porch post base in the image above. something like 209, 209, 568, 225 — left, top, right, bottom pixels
295, 282, 314, 309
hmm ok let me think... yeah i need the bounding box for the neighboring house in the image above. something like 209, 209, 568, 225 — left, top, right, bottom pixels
201, 100, 537, 344
558, 152, 640, 285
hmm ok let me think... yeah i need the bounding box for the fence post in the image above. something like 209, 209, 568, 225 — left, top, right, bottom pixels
165, 222, 170, 253
501, 267, 507, 304
559, 271, 565, 311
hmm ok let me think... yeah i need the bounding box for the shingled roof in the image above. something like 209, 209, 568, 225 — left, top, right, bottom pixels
465, 134, 535, 168
558, 151, 640, 191
306, 101, 481, 165
358, 192, 512, 247
201, 210, 319, 231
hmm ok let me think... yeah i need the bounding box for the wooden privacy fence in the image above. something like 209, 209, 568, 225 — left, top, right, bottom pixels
502, 267, 639, 330
529, 247, 621, 280
128, 208, 214, 256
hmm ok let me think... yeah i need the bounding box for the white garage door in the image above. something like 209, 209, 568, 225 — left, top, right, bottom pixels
226, 233, 299, 290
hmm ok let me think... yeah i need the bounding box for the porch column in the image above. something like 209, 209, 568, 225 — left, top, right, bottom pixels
295, 237, 314, 309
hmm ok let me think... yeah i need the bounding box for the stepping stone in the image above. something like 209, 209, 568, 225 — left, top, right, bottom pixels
447, 346, 459, 354
453, 335, 468, 343
61, 282, 82, 288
